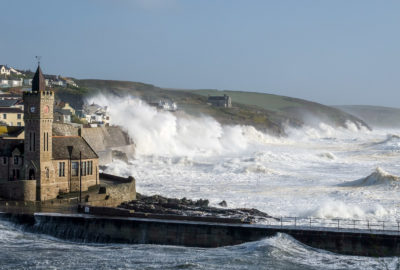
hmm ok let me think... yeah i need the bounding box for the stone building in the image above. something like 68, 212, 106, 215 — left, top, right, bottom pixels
207, 94, 232, 108
0, 66, 99, 201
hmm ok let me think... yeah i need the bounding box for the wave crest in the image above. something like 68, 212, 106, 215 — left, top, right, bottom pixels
340, 167, 400, 187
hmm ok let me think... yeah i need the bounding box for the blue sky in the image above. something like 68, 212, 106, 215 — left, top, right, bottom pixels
1, 0, 400, 106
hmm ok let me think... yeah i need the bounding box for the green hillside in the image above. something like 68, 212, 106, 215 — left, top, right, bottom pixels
57, 79, 370, 136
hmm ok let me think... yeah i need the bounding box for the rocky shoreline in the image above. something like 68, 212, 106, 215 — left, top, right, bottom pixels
119, 193, 275, 223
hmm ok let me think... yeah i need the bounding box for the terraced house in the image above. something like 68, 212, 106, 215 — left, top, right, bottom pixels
0, 66, 100, 201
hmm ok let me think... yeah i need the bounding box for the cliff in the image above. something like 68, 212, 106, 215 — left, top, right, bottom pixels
53, 123, 134, 165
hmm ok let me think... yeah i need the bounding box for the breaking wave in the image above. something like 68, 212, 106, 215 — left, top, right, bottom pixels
339, 168, 400, 187
88, 95, 285, 157
302, 201, 389, 220
369, 134, 400, 151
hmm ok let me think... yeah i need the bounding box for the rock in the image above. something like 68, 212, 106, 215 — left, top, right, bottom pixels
112, 150, 129, 163
120, 193, 272, 223
218, 200, 227, 207
195, 199, 209, 207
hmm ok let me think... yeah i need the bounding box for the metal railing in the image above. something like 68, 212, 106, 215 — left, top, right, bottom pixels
264, 216, 400, 233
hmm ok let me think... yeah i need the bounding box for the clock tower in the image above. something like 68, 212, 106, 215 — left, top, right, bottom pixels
23, 65, 55, 201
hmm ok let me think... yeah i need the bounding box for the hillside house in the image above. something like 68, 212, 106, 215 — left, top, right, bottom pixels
0, 65, 10, 76
83, 103, 110, 127
55, 101, 75, 115
207, 94, 232, 108
54, 109, 72, 124
0, 107, 24, 126
0, 79, 9, 88
23, 78, 32, 86
149, 100, 178, 111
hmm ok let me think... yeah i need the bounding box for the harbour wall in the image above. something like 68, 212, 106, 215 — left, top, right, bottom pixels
1, 212, 399, 257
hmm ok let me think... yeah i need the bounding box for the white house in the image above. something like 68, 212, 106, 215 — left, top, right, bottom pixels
9, 79, 23, 87
23, 78, 32, 86
0, 79, 9, 88
83, 103, 110, 126
0, 65, 10, 76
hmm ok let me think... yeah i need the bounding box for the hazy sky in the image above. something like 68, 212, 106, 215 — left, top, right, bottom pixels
1, 0, 400, 106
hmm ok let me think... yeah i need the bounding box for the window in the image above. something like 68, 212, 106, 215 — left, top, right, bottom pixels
88, 161, 93, 175
12, 169, 19, 180
14, 156, 18, 165
72, 162, 78, 176
82, 161, 86, 176
17, 114, 21, 119
3, 114, 6, 119
33, 132, 36, 151
2, 157, 7, 165
59, 162, 65, 177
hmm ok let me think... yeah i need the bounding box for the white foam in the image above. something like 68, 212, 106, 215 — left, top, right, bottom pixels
340, 168, 400, 187
302, 201, 389, 220
90, 94, 400, 222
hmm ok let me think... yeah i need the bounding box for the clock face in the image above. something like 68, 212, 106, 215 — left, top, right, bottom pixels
43, 105, 49, 114
30, 106, 35, 113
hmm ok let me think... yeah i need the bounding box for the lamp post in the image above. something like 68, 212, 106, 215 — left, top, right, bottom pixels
67, 146, 73, 193
79, 151, 82, 204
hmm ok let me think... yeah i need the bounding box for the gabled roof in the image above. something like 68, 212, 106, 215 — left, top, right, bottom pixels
0, 140, 24, 156
52, 136, 98, 160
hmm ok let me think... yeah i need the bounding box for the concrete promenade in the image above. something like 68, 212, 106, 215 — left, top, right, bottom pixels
1, 211, 399, 257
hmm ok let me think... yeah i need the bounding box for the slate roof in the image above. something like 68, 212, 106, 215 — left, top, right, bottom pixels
0, 107, 23, 113
0, 99, 18, 107
0, 140, 24, 156
54, 109, 72, 116
32, 66, 46, 91
52, 136, 98, 160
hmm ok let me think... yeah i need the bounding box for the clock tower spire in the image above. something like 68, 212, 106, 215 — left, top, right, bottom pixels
23, 65, 55, 201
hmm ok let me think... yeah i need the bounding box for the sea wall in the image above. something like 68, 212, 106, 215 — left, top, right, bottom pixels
0, 180, 36, 201
83, 173, 136, 207
1, 212, 400, 257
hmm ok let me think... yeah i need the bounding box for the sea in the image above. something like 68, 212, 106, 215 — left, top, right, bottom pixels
2, 95, 400, 269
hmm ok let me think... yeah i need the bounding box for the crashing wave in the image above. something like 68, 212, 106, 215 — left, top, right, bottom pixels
242, 164, 278, 174
367, 134, 400, 151
339, 167, 400, 187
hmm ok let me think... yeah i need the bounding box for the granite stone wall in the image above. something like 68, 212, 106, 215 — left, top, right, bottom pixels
0, 180, 36, 201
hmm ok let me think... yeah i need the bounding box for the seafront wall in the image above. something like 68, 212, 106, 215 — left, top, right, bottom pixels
84, 173, 136, 207
1, 212, 399, 257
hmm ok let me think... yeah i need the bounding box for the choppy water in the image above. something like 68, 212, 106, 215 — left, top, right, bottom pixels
1, 220, 399, 270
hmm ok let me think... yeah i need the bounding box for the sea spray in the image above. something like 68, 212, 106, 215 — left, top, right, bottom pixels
90, 94, 400, 223
88, 95, 283, 157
